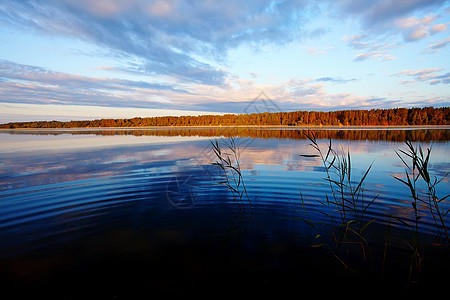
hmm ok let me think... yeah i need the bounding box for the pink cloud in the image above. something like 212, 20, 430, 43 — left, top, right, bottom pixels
392, 68, 450, 85
423, 37, 450, 54
430, 23, 447, 33
395, 15, 447, 42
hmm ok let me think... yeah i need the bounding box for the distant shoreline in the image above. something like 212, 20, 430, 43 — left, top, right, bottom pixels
2, 107, 448, 128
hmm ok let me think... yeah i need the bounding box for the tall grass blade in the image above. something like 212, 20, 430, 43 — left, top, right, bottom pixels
210, 137, 252, 212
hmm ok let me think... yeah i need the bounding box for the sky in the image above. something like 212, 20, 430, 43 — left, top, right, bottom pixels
0, 0, 449, 123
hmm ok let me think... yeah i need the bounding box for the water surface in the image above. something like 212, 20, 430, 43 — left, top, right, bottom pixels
0, 127, 449, 296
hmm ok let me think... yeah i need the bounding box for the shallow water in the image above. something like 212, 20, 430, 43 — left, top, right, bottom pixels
0, 127, 449, 296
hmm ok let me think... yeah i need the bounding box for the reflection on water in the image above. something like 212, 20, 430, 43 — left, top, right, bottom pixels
2, 125, 450, 141
0, 128, 449, 296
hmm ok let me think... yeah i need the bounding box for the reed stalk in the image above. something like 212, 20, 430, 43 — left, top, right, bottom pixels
297, 130, 379, 271
209, 132, 449, 289
390, 140, 450, 288
300, 130, 378, 233
211, 137, 252, 212
393, 140, 449, 240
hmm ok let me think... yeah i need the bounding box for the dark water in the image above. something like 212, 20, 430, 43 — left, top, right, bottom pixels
0, 127, 449, 297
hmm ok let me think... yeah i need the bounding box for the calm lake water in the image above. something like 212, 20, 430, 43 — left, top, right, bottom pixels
0, 127, 449, 296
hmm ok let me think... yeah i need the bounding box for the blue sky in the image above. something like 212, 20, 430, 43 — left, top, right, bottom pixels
0, 0, 449, 123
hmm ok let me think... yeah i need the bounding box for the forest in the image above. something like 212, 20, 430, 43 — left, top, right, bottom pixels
1, 106, 448, 129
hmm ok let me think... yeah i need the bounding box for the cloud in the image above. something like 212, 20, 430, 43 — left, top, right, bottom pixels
0, 59, 369, 112
423, 37, 450, 53
343, 35, 398, 61
188, 77, 409, 112
0, 59, 185, 92
334, 0, 448, 45
392, 68, 450, 85
334, 0, 446, 29
0, 59, 187, 108
0, 0, 312, 85
394, 15, 448, 42
430, 23, 448, 33
1, 58, 446, 116
0, 102, 223, 123
344, 35, 398, 50
354, 51, 393, 61
315, 77, 357, 84
340, 3, 448, 62
301, 46, 335, 56
0, 1, 448, 117
1, 0, 447, 85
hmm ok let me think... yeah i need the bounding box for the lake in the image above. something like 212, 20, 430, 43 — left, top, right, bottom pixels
0, 127, 449, 297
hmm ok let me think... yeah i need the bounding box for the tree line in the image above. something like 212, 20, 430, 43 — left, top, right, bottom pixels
1, 106, 448, 129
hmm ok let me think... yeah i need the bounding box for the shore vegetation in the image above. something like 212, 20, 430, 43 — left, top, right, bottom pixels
1, 106, 448, 129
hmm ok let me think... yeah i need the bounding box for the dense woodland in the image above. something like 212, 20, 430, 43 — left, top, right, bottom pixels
1, 106, 449, 129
